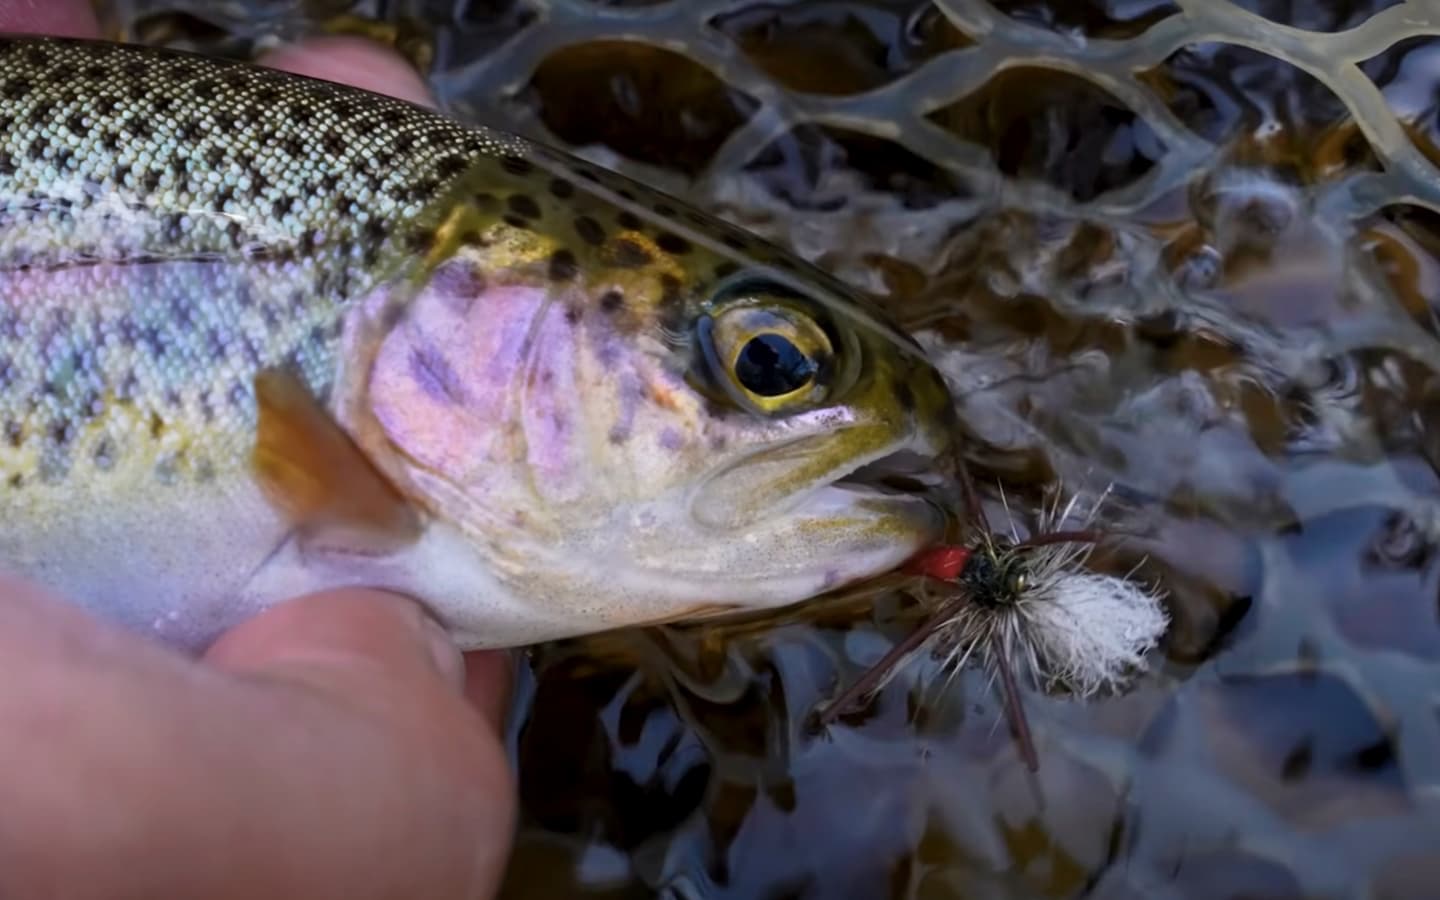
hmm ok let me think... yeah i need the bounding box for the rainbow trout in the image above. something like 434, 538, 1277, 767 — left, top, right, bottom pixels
0, 36, 958, 651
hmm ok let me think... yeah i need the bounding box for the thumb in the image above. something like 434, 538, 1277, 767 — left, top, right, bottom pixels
203, 589, 512, 732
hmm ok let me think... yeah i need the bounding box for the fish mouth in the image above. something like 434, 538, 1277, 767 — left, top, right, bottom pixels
692, 427, 957, 533
832, 448, 955, 501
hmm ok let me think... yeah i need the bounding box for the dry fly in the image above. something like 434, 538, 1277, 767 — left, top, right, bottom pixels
816, 470, 1169, 772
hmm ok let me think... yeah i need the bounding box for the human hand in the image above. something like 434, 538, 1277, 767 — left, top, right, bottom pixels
0, 3, 516, 898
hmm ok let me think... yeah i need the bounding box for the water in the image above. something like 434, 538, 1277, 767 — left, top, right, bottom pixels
94, 1, 1440, 896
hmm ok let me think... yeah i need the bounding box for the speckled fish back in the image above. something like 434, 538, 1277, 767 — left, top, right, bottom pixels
0, 36, 523, 494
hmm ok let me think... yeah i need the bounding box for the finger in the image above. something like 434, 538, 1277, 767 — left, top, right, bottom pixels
0, 0, 101, 38
259, 35, 436, 107
206, 589, 514, 739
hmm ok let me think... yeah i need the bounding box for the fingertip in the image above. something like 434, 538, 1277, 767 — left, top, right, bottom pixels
259, 36, 436, 107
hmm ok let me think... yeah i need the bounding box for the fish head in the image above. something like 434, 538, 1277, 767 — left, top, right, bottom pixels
356, 149, 960, 643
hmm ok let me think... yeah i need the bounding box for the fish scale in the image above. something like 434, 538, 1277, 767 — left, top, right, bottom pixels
0, 35, 956, 652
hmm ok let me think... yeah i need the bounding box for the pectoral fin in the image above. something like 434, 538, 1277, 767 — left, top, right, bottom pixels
252, 368, 422, 555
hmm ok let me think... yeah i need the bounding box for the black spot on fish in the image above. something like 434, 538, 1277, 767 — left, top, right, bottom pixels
205, 145, 225, 168
502, 214, 530, 230
123, 59, 146, 79
436, 155, 468, 179
272, 197, 293, 219
172, 63, 196, 80
472, 192, 499, 211
356, 216, 384, 242
500, 155, 533, 176
654, 202, 677, 217
50, 419, 73, 447
64, 113, 85, 135
721, 234, 748, 251
600, 290, 625, 313
574, 216, 605, 246
25, 137, 43, 162
508, 194, 541, 219
549, 178, 574, 199
101, 131, 120, 152
565, 305, 583, 325
656, 233, 691, 255
714, 261, 741, 279
282, 136, 306, 158
3, 420, 21, 447
547, 249, 579, 282
7, 474, 20, 489
2, 79, 30, 100
193, 80, 216, 100
142, 170, 162, 192
611, 239, 652, 269
24, 47, 47, 67
617, 211, 642, 231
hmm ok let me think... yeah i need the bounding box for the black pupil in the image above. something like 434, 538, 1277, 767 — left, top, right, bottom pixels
735, 333, 816, 397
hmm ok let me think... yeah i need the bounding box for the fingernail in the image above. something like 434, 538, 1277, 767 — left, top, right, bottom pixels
418, 613, 467, 693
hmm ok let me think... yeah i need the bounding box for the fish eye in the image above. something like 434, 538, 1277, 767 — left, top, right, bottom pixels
697, 286, 836, 414
1009, 570, 1028, 595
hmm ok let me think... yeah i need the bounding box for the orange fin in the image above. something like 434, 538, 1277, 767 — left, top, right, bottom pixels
252, 368, 422, 555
